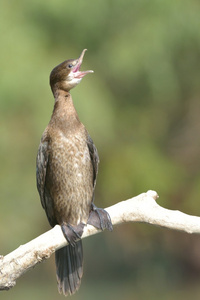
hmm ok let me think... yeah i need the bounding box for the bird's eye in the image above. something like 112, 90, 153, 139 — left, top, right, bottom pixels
68, 64, 73, 68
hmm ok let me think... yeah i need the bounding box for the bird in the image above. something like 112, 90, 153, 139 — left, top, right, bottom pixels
36, 49, 113, 296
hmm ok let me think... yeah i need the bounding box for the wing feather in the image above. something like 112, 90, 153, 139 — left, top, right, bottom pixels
36, 139, 49, 210
86, 134, 99, 188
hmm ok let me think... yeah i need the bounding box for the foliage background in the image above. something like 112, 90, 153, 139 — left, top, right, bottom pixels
1, 0, 200, 299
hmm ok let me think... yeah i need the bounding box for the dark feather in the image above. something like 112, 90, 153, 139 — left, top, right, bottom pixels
36, 139, 49, 210
36, 138, 57, 227
86, 134, 99, 188
55, 240, 83, 296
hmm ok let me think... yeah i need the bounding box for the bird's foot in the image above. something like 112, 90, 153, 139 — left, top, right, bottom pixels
61, 222, 85, 247
87, 204, 113, 231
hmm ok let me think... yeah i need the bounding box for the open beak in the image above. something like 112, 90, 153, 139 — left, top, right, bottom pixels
73, 49, 94, 78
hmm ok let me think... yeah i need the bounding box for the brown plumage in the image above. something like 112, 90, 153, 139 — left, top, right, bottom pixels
36, 49, 112, 296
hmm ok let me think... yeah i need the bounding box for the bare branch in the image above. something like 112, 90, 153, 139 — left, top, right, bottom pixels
1, 190, 200, 291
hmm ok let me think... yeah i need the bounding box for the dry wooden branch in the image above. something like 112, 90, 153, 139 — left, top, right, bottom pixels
1, 190, 200, 291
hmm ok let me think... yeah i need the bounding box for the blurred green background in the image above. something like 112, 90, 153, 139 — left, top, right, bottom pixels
1, 0, 200, 299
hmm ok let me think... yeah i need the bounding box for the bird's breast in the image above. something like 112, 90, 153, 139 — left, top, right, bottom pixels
46, 131, 93, 225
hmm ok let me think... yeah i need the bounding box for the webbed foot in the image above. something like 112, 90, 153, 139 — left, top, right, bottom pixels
61, 222, 85, 247
87, 203, 113, 231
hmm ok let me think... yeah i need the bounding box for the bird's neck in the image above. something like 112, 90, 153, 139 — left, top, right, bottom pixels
49, 89, 81, 131
52, 88, 72, 100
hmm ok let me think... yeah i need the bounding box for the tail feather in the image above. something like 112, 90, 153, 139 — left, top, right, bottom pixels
55, 240, 83, 296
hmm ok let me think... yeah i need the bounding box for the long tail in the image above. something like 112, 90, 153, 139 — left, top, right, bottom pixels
55, 240, 83, 296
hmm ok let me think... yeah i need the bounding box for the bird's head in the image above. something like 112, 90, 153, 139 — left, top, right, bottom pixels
50, 49, 93, 94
